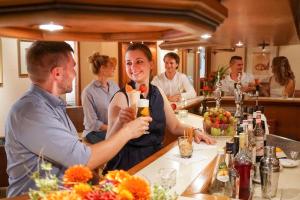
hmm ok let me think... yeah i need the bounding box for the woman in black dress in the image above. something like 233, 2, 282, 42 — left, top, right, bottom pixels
105, 43, 215, 171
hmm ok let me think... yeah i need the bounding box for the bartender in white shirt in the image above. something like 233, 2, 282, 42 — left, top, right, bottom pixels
152, 52, 196, 102
221, 56, 255, 95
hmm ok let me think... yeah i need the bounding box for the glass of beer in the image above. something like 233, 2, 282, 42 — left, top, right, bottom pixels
137, 99, 150, 134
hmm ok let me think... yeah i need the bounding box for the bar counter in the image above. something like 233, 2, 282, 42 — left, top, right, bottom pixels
3, 105, 300, 200
179, 96, 300, 141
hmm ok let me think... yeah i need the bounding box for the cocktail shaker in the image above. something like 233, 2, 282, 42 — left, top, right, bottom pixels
259, 146, 280, 198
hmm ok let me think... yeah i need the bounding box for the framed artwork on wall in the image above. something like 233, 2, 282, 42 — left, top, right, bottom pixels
0, 38, 3, 86
18, 40, 33, 78
246, 46, 279, 82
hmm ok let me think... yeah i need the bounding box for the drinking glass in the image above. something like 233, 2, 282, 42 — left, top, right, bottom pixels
158, 168, 177, 189
178, 136, 193, 158
127, 90, 140, 118
137, 99, 150, 134
290, 151, 299, 160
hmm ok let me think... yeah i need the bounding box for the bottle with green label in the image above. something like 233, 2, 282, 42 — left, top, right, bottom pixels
209, 149, 233, 197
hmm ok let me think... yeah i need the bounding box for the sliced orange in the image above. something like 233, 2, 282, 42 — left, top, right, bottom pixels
125, 84, 133, 92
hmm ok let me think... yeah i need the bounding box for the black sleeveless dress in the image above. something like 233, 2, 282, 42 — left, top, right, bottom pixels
104, 81, 166, 172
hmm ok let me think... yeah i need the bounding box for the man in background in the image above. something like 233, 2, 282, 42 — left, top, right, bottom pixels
221, 56, 255, 95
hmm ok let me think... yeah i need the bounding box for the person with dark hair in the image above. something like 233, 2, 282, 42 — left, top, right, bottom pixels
81, 53, 119, 144
269, 56, 295, 97
221, 56, 255, 95
4, 41, 151, 197
152, 52, 196, 102
105, 43, 214, 172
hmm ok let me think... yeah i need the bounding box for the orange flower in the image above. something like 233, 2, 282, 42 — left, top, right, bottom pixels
64, 165, 93, 185
45, 190, 81, 200
105, 170, 131, 184
73, 183, 92, 197
118, 176, 150, 200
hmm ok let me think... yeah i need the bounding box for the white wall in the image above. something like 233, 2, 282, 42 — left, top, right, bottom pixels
279, 44, 300, 90
211, 48, 245, 72
79, 42, 118, 91
0, 38, 31, 136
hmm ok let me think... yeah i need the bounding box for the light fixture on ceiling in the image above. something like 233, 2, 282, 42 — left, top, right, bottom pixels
201, 33, 212, 39
258, 40, 269, 51
39, 23, 64, 31
173, 48, 178, 52
236, 41, 243, 47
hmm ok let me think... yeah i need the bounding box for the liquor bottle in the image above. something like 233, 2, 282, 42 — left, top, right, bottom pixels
209, 149, 233, 197
226, 143, 240, 199
234, 133, 252, 200
246, 122, 256, 164
254, 118, 264, 163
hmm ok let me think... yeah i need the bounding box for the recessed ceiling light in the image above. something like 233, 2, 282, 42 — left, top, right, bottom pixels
201, 34, 212, 39
236, 41, 244, 47
39, 23, 64, 31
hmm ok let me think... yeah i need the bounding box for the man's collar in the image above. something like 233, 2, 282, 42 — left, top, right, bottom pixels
30, 84, 66, 107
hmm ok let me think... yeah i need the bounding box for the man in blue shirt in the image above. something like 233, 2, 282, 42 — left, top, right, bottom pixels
4, 41, 151, 197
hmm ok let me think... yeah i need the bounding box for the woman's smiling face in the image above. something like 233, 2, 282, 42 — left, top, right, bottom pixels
125, 49, 152, 84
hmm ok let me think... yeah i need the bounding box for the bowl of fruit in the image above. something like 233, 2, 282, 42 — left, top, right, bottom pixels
203, 107, 236, 136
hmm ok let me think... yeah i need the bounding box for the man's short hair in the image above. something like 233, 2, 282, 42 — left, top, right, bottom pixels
26, 41, 74, 83
163, 52, 180, 65
230, 56, 242, 64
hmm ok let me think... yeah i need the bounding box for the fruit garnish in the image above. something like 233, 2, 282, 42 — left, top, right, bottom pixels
139, 84, 147, 93
276, 147, 283, 152
125, 84, 133, 93
171, 103, 177, 110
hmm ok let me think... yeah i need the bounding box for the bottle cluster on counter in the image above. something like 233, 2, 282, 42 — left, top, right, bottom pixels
209, 106, 269, 200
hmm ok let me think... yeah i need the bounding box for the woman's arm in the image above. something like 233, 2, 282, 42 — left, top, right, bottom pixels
158, 87, 215, 144
106, 92, 135, 139
285, 79, 295, 97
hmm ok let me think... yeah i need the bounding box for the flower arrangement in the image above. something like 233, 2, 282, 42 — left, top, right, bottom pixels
199, 66, 229, 96
29, 162, 176, 200
203, 107, 236, 136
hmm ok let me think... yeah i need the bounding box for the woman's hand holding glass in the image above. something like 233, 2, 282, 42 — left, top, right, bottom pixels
117, 107, 136, 124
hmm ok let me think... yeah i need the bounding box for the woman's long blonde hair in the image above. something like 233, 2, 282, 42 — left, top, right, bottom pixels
271, 56, 295, 86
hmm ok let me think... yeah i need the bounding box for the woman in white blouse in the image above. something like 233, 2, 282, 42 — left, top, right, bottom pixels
269, 56, 295, 97
152, 52, 196, 102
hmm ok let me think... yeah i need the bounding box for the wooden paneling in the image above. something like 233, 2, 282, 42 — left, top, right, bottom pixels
0, 0, 227, 42
66, 106, 84, 133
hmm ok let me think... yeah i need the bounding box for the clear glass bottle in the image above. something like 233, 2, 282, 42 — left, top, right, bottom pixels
254, 118, 264, 163
209, 149, 233, 197
226, 143, 240, 199
234, 133, 252, 200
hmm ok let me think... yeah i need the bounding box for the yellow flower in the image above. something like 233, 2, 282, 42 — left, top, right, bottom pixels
44, 190, 81, 200
63, 165, 93, 185
105, 170, 131, 183
119, 176, 150, 200
73, 183, 92, 197
118, 188, 133, 200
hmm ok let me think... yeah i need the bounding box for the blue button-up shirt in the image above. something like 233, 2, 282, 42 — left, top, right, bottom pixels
5, 84, 91, 197
81, 80, 119, 136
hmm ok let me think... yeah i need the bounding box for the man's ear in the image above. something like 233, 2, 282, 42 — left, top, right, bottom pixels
50, 67, 63, 80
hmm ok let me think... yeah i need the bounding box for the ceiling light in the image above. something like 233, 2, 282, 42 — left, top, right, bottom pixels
174, 48, 178, 52
39, 23, 64, 31
236, 41, 243, 47
201, 34, 211, 39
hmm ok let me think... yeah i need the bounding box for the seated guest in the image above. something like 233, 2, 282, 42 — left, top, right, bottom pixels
5, 41, 151, 197
152, 52, 196, 102
81, 53, 119, 144
221, 56, 255, 95
269, 56, 295, 97
105, 43, 215, 172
